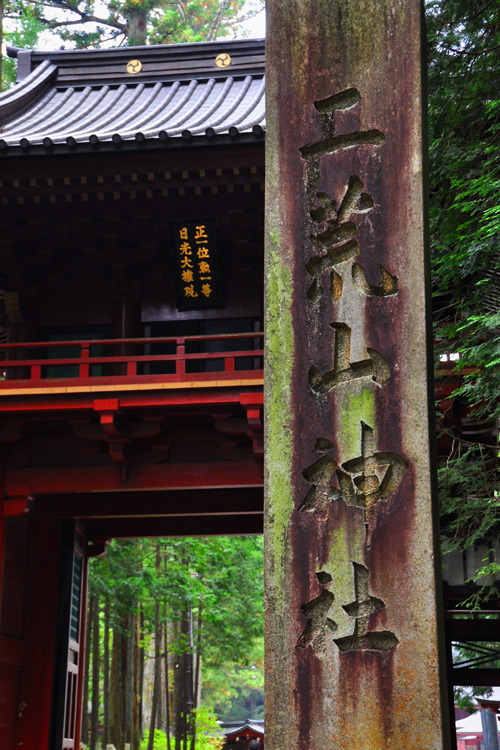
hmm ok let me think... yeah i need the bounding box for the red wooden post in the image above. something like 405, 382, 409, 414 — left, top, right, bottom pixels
80, 344, 90, 379
225, 356, 235, 372
14, 508, 62, 749
176, 338, 186, 377
0, 451, 4, 619
73, 542, 89, 750
31, 364, 42, 381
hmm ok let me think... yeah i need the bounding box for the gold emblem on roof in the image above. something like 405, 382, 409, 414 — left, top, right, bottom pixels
215, 53, 231, 69
126, 59, 142, 75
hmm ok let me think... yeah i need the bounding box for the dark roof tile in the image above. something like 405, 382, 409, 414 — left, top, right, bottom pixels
0, 40, 265, 153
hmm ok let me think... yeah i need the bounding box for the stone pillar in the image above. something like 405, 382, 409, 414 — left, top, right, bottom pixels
264, 2, 451, 749
481, 708, 500, 750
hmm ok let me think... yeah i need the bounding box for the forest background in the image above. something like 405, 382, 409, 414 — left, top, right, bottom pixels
1, 0, 500, 745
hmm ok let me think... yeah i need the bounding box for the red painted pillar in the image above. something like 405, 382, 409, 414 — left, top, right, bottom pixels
0, 445, 7, 618
14, 506, 62, 750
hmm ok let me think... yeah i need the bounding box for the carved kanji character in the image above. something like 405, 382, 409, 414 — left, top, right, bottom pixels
337, 422, 408, 544
352, 261, 398, 298
184, 285, 198, 298
201, 283, 212, 298
300, 88, 386, 161
197, 246, 210, 259
308, 323, 390, 393
179, 227, 188, 240
180, 257, 193, 270
299, 446, 339, 518
199, 261, 211, 274
305, 177, 376, 303
181, 269, 194, 283
297, 572, 337, 651
334, 563, 398, 652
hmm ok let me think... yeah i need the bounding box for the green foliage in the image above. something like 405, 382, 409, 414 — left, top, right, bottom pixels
454, 685, 493, 713
202, 637, 264, 720
140, 729, 170, 750
2, 4, 43, 90
140, 708, 224, 750
427, 1, 500, 707
3, 0, 264, 48
88, 535, 263, 709
428, 0, 500, 375
428, 0, 500, 597
438, 443, 500, 552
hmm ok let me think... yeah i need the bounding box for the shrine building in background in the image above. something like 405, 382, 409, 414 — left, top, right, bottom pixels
0, 35, 497, 750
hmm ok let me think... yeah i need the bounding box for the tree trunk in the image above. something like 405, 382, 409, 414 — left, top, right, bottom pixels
109, 625, 127, 749
81, 594, 94, 744
138, 606, 145, 739
174, 608, 193, 750
174, 619, 182, 750
125, 611, 135, 744
147, 598, 161, 750
164, 617, 172, 750
103, 597, 110, 749
190, 607, 203, 750
90, 595, 100, 750
133, 612, 141, 750
157, 619, 163, 731
207, 0, 228, 41
127, 9, 147, 46
185, 608, 194, 750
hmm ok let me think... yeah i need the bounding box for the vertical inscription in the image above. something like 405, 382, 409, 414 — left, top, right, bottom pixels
173, 222, 222, 309
297, 90, 406, 648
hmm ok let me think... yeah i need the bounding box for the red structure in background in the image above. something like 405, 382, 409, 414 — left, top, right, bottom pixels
222, 721, 264, 750
0, 40, 265, 749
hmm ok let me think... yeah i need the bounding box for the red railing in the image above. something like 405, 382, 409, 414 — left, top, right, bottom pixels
0, 332, 264, 388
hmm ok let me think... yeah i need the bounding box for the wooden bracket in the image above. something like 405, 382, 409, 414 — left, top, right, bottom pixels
3, 494, 33, 516
240, 394, 264, 464
86, 533, 110, 558
93, 398, 130, 482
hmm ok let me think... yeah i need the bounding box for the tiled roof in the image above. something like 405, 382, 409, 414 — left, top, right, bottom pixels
223, 722, 264, 737
0, 40, 265, 155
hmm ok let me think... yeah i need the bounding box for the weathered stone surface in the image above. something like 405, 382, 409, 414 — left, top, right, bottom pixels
264, 1, 452, 748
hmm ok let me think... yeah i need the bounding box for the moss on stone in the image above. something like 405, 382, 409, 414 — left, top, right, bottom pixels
265, 233, 294, 613
339, 387, 376, 459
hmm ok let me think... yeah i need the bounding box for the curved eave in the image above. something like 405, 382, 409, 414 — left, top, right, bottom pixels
0, 60, 57, 120
0, 128, 265, 157
0, 68, 266, 156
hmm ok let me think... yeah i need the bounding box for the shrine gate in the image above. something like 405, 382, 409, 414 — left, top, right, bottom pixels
0, 1, 482, 748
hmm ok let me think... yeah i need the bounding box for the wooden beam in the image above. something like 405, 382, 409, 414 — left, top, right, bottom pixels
85, 512, 263, 539
5, 460, 263, 498
0, 386, 262, 413
45, 487, 263, 518
452, 668, 500, 687
448, 619, 500, 642
0, 144, 265, 183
